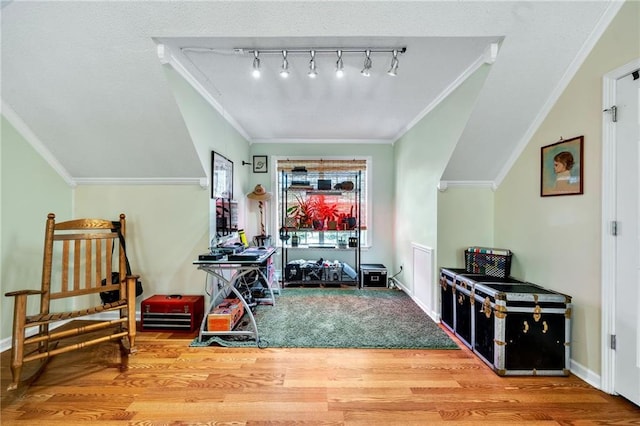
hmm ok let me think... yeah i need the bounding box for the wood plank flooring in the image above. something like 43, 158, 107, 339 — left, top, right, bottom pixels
1, 321, 638, 425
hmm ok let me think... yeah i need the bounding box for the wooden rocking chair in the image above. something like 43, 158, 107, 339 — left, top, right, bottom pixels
4, 213, 138, 391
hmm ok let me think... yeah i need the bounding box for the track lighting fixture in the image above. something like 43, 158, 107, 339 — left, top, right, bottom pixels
252, 51, 261, 79
308, 50, 318, 78
387, 49, 399, 76
335, 50, 344, 78
280, 50, 289, 78
241, 47, 406, 80
361, 49, 372, 77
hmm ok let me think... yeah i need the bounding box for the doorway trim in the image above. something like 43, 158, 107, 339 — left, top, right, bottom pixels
601, 58, 640, 394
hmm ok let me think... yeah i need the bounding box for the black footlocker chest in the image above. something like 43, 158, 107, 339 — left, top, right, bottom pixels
439, 268, 467, 333
452, 272, 517, 348
473, 281, 572, 376
440, 267, 524, 349
439, 267, 571, 376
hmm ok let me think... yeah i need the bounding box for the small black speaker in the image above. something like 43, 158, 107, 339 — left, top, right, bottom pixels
317, 179, 332, 190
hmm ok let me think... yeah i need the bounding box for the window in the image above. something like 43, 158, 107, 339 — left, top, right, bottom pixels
276, 158, 369, 246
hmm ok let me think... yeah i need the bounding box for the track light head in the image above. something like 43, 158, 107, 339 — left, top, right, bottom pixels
308, 50, 318, 78
280, 50, 289, 78
387, 49, 399, 76
252, 51, 261, 79
335, 50, 344, 78
361, 49, 372, 77
243, 47, 406, 80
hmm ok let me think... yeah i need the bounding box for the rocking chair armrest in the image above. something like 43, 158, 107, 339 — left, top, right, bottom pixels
4, 289, 45, 297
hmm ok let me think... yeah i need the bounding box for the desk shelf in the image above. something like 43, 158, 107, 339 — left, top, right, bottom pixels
194, 247, 278, 346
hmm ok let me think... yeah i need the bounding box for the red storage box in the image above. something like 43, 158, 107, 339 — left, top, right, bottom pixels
141, 294, 204, 332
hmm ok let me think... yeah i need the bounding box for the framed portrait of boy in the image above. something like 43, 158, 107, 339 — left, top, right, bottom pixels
540, 136, 584, 197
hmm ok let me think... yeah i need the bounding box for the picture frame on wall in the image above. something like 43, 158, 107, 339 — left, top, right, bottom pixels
211, 151, 233, 199
540, 135, 584, 197
253, 155, 268, 173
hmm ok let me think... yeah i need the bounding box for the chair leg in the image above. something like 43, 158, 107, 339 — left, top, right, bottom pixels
38, 323, 50, 355
125, 277, 137, 353
7, 295, 28, 391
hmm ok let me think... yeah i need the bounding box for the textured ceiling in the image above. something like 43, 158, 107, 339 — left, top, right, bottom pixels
1, 1, 619, 184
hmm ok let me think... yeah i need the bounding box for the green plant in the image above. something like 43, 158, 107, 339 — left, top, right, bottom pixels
287, 194, 345, 230
286, 194, 318, 227
313, 195, 339, 223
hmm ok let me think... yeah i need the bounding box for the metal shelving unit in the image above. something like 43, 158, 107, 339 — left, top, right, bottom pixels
279, 169, 361, 287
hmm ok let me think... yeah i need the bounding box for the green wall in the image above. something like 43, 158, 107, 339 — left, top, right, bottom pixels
437, 186, 494, 270
393, 65, 492, 297
1, 116, 72, 340
494, 0, 640, 376
74, 185, 210, 300
163, 65, 252, 237
163, 67, 249, 188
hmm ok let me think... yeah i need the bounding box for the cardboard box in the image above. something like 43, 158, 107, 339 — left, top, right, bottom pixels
207, 298, 244, 331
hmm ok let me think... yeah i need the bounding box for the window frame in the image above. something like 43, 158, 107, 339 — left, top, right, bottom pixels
271, 156, 372, 248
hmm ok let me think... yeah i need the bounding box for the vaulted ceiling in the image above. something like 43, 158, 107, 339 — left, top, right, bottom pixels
1, 1, 620, 185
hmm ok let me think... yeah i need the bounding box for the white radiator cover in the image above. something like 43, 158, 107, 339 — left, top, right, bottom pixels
411, 243, 436, 320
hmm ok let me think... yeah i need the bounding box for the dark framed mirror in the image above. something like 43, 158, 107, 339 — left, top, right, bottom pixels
211, 151, 233, 199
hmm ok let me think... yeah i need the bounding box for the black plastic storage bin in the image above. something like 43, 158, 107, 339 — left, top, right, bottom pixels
360, 264, 387, 288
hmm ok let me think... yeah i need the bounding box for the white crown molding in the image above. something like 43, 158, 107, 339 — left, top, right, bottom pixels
437, 180, 496, 192
493, 0, 626, 188
74, 177, 209, 188
156, 44, 251, 142
483, 42, 500, 65
1, 100, 76, 187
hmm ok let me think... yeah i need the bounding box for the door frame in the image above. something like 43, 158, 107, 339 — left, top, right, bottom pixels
601, 58, 640, 394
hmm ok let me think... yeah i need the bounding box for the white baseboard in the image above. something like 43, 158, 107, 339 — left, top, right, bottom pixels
569, 358, 601, 389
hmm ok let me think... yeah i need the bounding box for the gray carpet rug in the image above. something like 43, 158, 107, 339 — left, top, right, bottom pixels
192, 288, 459, 350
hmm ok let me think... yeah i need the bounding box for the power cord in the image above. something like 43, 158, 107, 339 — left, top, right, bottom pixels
388, 265, 403, 289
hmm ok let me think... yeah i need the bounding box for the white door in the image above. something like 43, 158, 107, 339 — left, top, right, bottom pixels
614, 70, 640, 406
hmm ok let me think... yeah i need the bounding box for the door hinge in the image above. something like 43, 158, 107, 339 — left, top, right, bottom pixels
611, 334, 616, 350
604, 105, 617, 122
611, 221, 619, 236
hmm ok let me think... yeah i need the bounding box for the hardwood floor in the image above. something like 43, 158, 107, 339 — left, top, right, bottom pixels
1, 321, 638, 425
